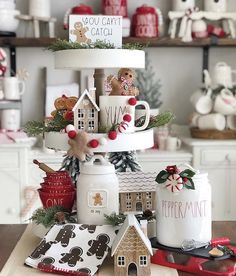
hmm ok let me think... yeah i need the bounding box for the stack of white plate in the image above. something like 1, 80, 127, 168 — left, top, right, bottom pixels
0, 0, 20, 32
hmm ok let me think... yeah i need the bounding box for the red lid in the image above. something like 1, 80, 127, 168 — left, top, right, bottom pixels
135, 4, 156, 14
72, 4, 93, 15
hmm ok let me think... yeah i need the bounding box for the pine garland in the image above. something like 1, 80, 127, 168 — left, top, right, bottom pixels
47, 39, 144, 52
30, 206, 77, 228
24, 111, 70, 136
109, 151, 142, 172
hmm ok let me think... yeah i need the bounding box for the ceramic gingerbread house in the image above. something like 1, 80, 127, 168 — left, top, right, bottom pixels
117, 172, 156, 213
112, 214, 153, 276
72, 89, 100, 133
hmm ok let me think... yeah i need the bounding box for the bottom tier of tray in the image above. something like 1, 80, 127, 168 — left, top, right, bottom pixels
45, 129, 154, 152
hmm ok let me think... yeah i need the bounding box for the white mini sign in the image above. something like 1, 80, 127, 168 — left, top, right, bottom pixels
69, 15, 122, 47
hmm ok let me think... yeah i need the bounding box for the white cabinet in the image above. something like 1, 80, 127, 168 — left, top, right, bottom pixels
182, 138, 236, 221
0, 145, 30, 223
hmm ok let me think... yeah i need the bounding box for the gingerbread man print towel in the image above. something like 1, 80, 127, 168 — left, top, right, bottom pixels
25, 223, 117, 275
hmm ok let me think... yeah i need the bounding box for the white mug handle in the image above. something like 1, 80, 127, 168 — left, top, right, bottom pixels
18, 80, 25, 96
134, 101, 150, 132
176, 138, 182, 150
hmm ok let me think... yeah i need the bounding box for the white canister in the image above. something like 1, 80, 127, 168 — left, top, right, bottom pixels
204, 0, 227, 12
156, 170, 212, 248
77, 155, 119, 225
172, 0, 195, 11
29, 0, 51, 18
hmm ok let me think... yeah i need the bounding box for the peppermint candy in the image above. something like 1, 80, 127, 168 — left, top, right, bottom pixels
165, 174, 183, 193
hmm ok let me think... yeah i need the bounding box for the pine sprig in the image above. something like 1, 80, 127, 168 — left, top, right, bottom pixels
109, 151, 142, 172
30, 206, 77, 228
47, 39, 144, 52
135, 111, 174, 130
104, 213, 126, 226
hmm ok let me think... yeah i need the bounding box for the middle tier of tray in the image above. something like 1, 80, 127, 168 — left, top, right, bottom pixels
45, 129, 154, 152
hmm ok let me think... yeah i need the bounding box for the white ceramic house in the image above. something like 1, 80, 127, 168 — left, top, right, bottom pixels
72, 89, 100, 133
112, 214, 153, 276
117, 172, 157, 213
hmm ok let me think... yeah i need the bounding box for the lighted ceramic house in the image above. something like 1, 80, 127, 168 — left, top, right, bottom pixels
117, 172, 156, 213
111, 214, 153, 276
72, 89, 100, 133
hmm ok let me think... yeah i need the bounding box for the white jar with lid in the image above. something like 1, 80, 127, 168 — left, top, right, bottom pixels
77, 155, 119, 225
172, 0, 195, 11
156, 168, 212, 248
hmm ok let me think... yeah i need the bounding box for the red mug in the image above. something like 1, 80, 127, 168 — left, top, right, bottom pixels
132, 4, 159, 38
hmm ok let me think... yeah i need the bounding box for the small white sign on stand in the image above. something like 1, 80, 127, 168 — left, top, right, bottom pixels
69, 15, 122, 47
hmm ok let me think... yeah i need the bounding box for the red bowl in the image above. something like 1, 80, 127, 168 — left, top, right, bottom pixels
38, 189, 76, 210
45, 171, 71, 181
40, 184, 75, 194
43, 179, 73, 186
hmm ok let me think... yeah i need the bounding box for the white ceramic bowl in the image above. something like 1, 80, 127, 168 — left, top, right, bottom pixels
0, 9, 20, 32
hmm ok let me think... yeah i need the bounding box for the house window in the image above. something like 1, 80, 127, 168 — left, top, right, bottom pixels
126, 201, 132, 210
88, 109, 95, 119
146, 201, 152, 209
139, 255, 147, 266
126, 193, 131, 200
146, 192, 152, 199
78, 109, 85, 118
117, 256, 125, 267
88, 120, 95, 131
136, 193, 142, 200
78, 120, 84, 130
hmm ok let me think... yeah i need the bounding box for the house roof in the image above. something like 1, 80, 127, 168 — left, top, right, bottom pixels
72, 89, 100, 112
117, 172, 157, 193
111, 214, 153, 256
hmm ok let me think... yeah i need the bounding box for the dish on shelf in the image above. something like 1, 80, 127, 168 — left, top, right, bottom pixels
190, 127, 236, 139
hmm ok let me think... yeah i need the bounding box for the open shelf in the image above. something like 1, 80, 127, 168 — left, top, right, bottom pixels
1, 37, 236, 48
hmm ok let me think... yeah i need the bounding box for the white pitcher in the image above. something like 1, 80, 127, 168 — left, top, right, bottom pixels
204, 0, 227, 12
172, 0, 195, 11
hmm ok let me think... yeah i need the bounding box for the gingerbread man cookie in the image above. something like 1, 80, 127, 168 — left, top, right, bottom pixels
87, 234, 110, 259
70, 22, 91, 44
59, 247, 84, 267
30, 239, 54, 259
54, 225, 76, 247
79, 224, 97, 234
93, 193, 103, 206
67, 131, 93, 161
108, 68, 139, 96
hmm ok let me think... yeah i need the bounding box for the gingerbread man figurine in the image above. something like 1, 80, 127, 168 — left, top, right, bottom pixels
71, 22, 91, 44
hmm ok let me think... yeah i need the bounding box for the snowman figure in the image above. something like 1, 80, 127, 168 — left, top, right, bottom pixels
172, 0, 195, 11
204, 0, 227, 13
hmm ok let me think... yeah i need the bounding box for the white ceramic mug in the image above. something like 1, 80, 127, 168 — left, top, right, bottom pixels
198, 113, 226, 131
226, 115, 236, 130
166, 136, 182, 152
213, 62, 236, 88
190, 89, 213, 115
172, 0, 195, 11
99, 96, 150, 133
204, 0, 227, 12
213, 88, 236, 115
3, 77, 25, 100
1, 109, 21, 131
